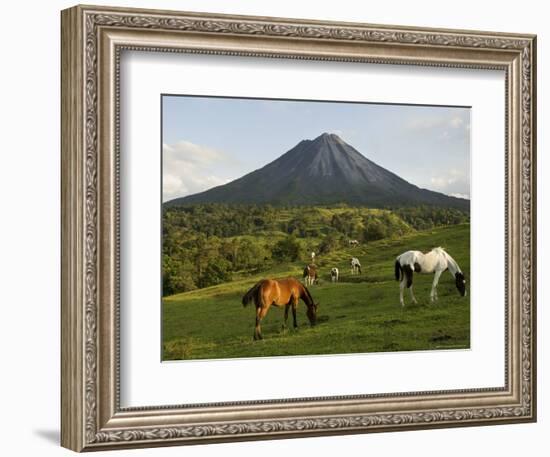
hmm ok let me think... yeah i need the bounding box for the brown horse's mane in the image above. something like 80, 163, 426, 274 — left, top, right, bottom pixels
299, 282, 315, 306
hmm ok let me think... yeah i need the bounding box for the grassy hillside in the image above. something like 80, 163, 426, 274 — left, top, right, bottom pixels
162, 223, 470, 360
162, 203, 469, 295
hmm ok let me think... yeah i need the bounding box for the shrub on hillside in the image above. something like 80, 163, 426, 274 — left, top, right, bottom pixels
272, 236, 302, 262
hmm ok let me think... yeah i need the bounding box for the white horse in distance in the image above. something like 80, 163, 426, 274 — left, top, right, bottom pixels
394, 247, 466, 307
330, 267, 339, 282
350, 257, 362, 275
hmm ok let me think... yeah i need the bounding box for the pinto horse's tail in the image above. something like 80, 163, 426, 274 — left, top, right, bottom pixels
394, 259, 402, 281
242, 281, 262, 307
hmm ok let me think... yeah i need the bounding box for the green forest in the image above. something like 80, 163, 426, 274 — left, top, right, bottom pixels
162, 204, 469, 296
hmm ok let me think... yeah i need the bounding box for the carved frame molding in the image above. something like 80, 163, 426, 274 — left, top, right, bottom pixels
61, 5, 536, 452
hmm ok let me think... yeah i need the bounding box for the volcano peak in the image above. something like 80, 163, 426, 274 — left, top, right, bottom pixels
167, 133, 469, 210
314, 132, 343, 142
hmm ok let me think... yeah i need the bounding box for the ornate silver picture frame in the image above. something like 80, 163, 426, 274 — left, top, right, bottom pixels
61, 4, 536, 452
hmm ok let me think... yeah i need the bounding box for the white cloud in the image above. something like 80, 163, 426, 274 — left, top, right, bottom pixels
406, 113, 469, 135
449, 116, 464, 128
163, 141, 228, 166
162, 141, 234, 201
450, 193, 469, 199
406, 117, 441, 131
429, 168, 470, 199
430, 176, 455, 188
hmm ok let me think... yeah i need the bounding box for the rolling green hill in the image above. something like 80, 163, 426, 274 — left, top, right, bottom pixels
162, 223, 470, 360
162, 203, 469, 296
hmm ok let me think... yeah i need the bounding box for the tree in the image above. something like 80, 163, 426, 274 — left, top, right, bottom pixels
272, 236, 302, 262
199, 258, 232, 288
162, 255, 196, 295
319, 233, 342, 254
364, 218, 388, 241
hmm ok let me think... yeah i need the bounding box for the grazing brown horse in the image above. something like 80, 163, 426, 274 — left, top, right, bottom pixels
303, 263, 319, 286
242, 277, 318, 340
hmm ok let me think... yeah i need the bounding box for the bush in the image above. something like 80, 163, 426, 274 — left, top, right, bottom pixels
199, 258, 232, 288
162, 255, 197, 296
272, 236, 302, 261
319, 233, 342, 254
364, 218, 388, 241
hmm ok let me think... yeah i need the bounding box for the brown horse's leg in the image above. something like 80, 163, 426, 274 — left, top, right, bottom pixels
282, 303, 291, 331
291, 300, 298, 329
254, 307, 262, 340
254, 306, 269, 340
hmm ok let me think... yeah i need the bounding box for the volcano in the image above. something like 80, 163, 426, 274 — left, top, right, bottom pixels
166, 133, 469, 210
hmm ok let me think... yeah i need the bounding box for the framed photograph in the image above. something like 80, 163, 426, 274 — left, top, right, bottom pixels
61, 4, 537, 452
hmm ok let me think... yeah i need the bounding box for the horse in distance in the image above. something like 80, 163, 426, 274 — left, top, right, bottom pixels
303, 264, 319, 286
394, 247, 466, 306
350, 257, 362, 275
330, 267, 339, 282
242, 277, 318, 340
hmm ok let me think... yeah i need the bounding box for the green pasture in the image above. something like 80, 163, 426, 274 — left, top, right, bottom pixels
162, 223, 470, 360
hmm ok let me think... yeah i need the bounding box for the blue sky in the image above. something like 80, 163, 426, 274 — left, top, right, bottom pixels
162, 95, 470, 202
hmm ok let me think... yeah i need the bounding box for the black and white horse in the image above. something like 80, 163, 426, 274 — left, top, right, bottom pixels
394, 247, 466, 306
348, 239, 360, 247
350, 257, 362, 275
330, 267, 339, 282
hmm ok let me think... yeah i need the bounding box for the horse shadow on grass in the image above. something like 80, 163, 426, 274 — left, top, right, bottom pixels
316, 315, 330, 324
275, 314, 330, 336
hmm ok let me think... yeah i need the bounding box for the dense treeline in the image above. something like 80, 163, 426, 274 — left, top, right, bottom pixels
391, 205, 470, 230
162, 204, 469, 296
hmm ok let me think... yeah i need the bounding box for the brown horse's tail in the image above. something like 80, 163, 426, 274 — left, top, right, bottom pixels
242, 281, 262, 307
